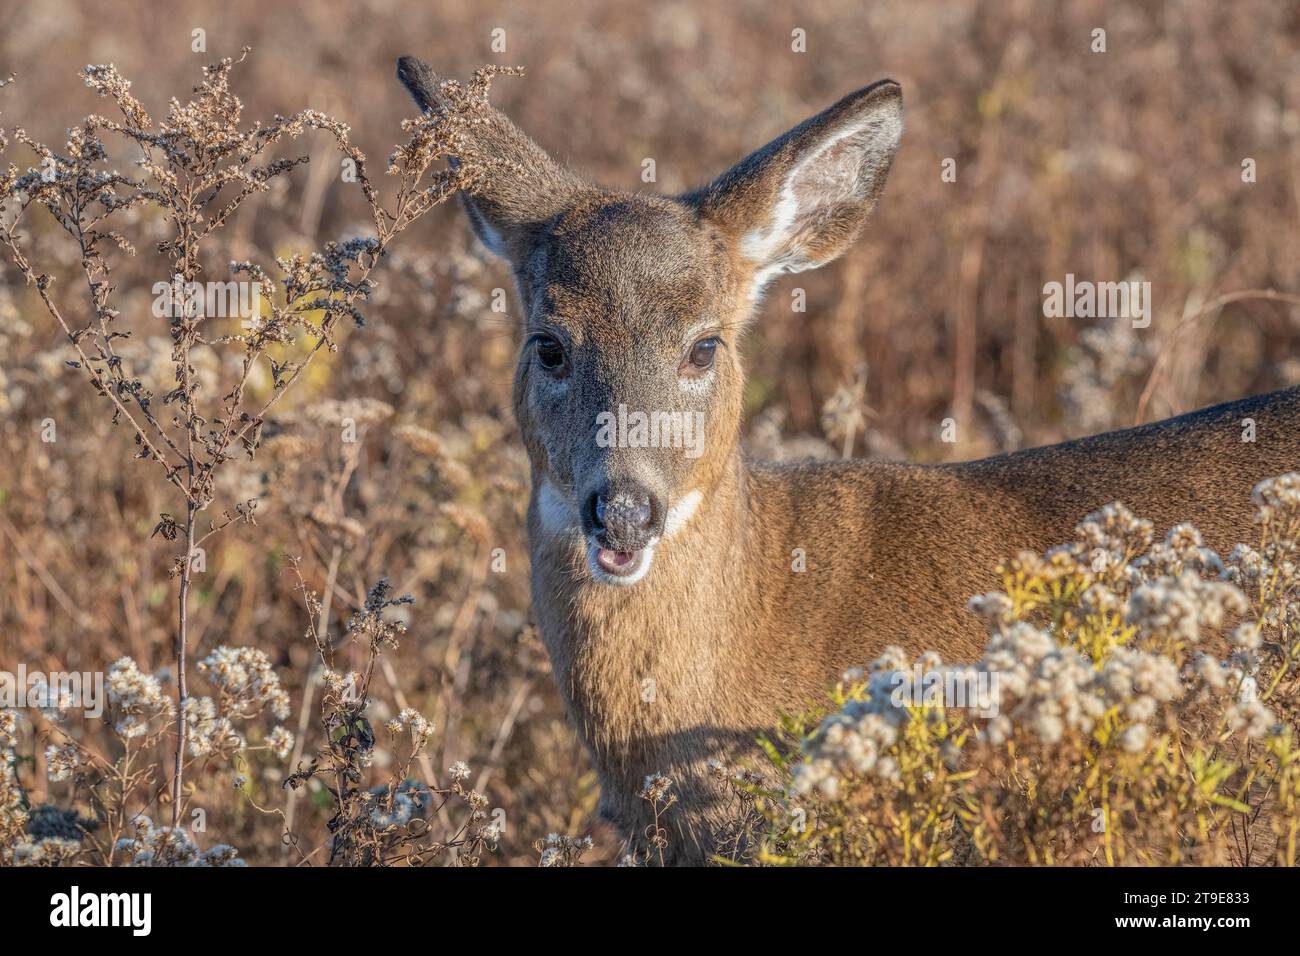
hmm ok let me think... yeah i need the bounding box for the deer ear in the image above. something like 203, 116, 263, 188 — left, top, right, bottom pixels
686, 80, 903, 293
395, 56, 586, 262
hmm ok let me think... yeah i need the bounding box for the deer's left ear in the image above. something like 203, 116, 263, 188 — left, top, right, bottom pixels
685, 80, 903, 293
395, 55, 589, 265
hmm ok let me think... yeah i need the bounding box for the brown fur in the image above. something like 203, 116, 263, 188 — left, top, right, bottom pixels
397, 58, 1299, 863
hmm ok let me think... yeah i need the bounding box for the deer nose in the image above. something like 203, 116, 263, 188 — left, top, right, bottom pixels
585, 485, 661, 548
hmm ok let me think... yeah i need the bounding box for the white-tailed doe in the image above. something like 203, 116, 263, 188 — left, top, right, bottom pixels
397, 56, 1299, 863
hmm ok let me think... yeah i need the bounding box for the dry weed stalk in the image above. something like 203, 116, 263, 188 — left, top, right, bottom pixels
1, 650, 289, 865
282, 572, 499, 866
0, 52, 520, 829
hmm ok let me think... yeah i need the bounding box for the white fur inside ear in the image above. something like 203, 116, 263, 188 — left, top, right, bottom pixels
477, 219, 507, 258
741, 105, 902, 292
465, 201, 508, 258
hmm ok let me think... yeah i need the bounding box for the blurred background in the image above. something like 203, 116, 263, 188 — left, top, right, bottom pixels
1, 0, 1297, 864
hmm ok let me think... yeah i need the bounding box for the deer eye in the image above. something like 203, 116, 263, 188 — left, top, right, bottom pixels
686, 336, 720, 373
534, 335, 568, 375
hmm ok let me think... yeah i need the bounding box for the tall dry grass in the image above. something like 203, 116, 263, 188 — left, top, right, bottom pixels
1, 0, 1297, 864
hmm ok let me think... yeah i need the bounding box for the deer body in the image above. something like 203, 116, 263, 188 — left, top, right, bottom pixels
529, 386, 1298, 861
396, 57, 1299, 863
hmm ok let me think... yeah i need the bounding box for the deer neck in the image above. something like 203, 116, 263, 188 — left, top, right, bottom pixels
528, 446, 764, 762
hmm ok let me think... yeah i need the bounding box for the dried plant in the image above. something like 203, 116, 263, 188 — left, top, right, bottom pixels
281, 573, 499, 866
620, 773, 677, 867
0, 52, 518, 830
1, 648, 289, 866
535, 831, 594, 867
820, 363, 874, 459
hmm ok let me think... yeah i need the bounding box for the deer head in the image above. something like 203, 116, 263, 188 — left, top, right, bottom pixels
397, 56, 903, 586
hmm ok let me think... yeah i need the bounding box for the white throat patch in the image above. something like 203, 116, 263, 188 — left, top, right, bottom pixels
663, 489, 702, 538
537, 480, 581, 537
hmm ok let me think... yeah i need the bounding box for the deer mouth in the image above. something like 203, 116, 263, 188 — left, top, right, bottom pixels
596, 547, 640, 572
587, 541, 655, 585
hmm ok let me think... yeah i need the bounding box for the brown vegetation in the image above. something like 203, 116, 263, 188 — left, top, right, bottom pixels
0, 0, 1296, 864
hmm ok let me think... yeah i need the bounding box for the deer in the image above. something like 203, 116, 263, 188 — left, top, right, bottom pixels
396, 56, 1300, 864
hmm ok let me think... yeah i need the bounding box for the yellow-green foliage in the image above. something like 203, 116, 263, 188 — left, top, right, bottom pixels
726, 473, 1300, 866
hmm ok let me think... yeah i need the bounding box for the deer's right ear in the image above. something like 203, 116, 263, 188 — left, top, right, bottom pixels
686, 80, 903, 295
395, 56, 585, 263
